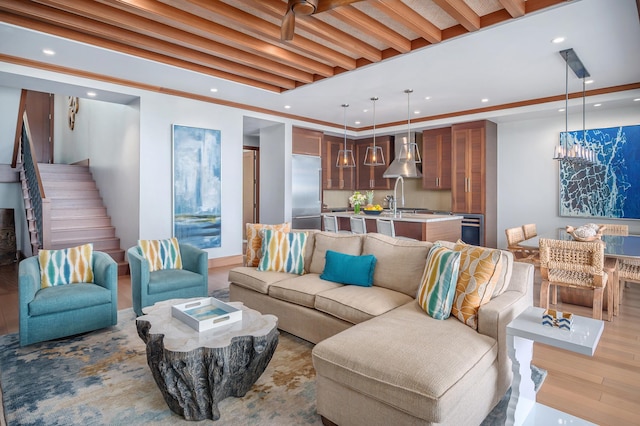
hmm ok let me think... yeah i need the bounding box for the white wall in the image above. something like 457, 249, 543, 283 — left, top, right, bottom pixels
258, 124, 289, 224
497, 105, 640, 248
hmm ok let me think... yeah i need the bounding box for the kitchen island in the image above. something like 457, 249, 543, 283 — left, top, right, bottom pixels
328, 211, 462, 242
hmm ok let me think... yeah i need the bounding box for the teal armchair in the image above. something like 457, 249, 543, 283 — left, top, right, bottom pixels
127, 243, 208, 316
19, 251, 118, 346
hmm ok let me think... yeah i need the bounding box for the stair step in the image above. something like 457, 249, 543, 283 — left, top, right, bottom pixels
50, 198, 104, 208
39, 172, 94, 182
51, 216, 112, 229
43, 181, 98, 191
45, 189, 101, 199
38, 164, 90, 173
51, 226, 116, 241
50, 237, 121, 251
103, 249, 125, 263
51, 207, 108, 218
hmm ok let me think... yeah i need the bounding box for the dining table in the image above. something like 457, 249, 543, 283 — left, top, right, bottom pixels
520, 228, 640, 312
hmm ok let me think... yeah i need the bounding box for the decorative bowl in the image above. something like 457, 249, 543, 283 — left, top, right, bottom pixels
363, 209, 383, 216
566, 225, 605, 242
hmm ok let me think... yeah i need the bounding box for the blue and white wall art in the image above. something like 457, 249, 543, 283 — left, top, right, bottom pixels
172, 125, 222, 248
559, 124, 640, 219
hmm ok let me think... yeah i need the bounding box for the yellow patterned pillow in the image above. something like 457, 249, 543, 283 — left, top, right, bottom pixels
451, 241, 503, 330
39, 243, 94, 288
245, 223, 290, 267
257, 230, 308, 274
138, 237, 183, 272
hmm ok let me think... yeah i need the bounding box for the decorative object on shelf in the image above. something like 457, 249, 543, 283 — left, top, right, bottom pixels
566, 223, 605, 242
553, 48, 596, 165
67, 96, 79, 130
349, 191, 366, 214
383, 89, 422, 178
336, 104, 355, 168
364, 97, 385, 166
542, 309, 573, 330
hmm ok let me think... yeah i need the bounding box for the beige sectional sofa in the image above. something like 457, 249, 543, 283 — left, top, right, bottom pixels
228, 231, 534, 426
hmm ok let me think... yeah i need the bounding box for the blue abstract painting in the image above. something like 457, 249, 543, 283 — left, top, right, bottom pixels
173, 125, 221, 248
559, 124, 640, 219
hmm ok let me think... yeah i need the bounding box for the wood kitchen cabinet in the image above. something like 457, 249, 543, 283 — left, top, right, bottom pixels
355, 136, 394, 190
451, 120, 497, 246
322, 135, 354, 190
422, 127, 451, 190
292, 126, 322, 156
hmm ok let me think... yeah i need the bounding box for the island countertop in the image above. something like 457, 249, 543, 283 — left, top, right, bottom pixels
326, 212, 463, 242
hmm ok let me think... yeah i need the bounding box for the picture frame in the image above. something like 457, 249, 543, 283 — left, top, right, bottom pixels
172, 124, 222, 248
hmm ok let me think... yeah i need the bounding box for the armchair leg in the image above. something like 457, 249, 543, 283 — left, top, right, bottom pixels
606, 282, 614, 322
551, 284, 558, 305
540, 280, 550, 310
592, 288, 604, 321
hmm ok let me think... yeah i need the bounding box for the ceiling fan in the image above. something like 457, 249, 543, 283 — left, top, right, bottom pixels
281, 0, 364, 41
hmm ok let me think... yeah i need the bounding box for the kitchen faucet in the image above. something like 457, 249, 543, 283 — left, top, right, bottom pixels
393, 176, 404, 218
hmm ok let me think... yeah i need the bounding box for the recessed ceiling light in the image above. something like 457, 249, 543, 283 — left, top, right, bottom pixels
210, 88, 218, 93
552, 37, 565, 44
424, 96, 431, 100
413, 110, 420, 115
87, 91, 97, 97
633, 98, 640, 102
481, 98, 489, 103
558, 108, 566, 112
42, 49, 55, 55
363, 109, 368, 113
284, 105, 291, 109
593, 103, 602, 107
354, 121, 361, 125
585, 79, 594, 84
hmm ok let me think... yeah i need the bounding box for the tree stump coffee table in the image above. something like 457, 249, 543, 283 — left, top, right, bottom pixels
136, 298, 279, 421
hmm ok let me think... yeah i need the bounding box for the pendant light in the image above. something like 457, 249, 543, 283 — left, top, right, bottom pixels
336, 103, 355, 168
364, 96, 385, 166
382, 89, 422, 178
398, 89, 421, 164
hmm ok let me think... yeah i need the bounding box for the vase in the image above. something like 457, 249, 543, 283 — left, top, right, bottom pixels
354, 204, 360, 214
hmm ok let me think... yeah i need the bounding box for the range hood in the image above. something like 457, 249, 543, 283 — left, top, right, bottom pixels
383, 132, 422, 178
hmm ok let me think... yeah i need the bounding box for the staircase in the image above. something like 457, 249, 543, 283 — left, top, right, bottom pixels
25, 163, 128, 275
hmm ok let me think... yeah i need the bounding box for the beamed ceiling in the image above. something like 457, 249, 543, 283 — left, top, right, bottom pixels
0, 0, 567, 93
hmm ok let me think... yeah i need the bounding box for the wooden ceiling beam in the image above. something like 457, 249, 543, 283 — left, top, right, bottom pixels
236, 0, 382, 63
0, 4, 297, 90
37, 0, 326, 80
0, 12, 284, 93
498, 0, 526, 17
326, 5, 411, 53
158, 0, 357, 72
370, 0, 442, 44
432, 0, 481, 31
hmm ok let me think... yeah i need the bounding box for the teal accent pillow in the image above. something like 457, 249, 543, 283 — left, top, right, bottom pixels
320, 250, 377, 287
416, 244, 461, 320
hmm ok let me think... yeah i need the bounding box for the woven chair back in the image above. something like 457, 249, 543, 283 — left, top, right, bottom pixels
505, 227, 526, 248
522, 223, 537, 240
597, 224, 629, 236
539, 238, 605, 288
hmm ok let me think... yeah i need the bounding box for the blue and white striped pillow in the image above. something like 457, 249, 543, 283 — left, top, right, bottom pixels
257, 230, 308, 275
416, 244, 461, 320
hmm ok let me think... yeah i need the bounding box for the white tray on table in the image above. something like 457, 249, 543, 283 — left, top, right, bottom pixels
171, 297, 242, 332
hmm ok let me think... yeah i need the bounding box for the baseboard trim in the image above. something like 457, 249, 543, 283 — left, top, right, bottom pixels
208, 255, 243, 268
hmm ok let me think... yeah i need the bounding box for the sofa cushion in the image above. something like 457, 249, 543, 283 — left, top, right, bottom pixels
361, 233, 433, 297
269, 274, 343, 308
309, 233, 363, 274
417, 244, 461, 320
257, 230, 308, 275
315, 286, 413, 324
245, 222, 290, 267
147, 269, 205, 295
437, 240, 514, 298
29, 283, 112, 316
451, 242, 503, 330
320, 250, 377, 287
138, 238, 182, 272
228, 266, 296, 294
311, 301, 498, 423
39, 243, 94, 288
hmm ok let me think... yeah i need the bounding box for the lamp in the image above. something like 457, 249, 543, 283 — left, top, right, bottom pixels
336, 103, 355, 168
364, 96, 385, 166
399, 89, 421, 163
554, 48, 597, 166
382, 89, 422, 178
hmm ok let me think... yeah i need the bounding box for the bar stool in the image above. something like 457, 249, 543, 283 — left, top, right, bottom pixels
376, 218, 416, 241
350, 216, 367, 234
322, 215, 350, 234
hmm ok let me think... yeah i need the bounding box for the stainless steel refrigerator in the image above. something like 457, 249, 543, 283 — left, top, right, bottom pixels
291, 154, 322, 230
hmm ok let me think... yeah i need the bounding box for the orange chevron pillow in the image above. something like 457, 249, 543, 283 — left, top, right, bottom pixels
245, 223, 291, 267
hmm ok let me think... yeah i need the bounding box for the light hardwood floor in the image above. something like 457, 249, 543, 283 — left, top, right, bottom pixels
0, 262, 638, 425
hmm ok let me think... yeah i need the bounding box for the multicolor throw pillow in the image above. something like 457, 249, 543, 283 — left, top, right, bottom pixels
138, 237, 183, 272
39, 243, 94, 288
416, 244, 461, 320
450, 241, 503, 329
257, 230, 308, 275
246, 223, 291, 267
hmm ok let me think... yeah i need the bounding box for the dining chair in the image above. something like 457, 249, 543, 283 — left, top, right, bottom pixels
522, 223, 537, 240
323, 215, 350, 234
598, 224, 629, 316
505, 226, 539, 266
539, 238, 613, 321
350, 216, 367, 234
618, 259, 640, 308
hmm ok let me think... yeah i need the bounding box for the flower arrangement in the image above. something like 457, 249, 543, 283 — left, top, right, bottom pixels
349, 191, 366, 207
366, 190, 374, 205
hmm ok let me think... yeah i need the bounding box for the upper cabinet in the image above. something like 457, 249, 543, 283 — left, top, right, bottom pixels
355, 136, 394, 190
292, 126, 322, 156
422, 127, 451, 190
322, 135, 355, 190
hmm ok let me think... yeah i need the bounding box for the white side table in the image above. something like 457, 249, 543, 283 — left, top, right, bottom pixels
506, 306, 604, 426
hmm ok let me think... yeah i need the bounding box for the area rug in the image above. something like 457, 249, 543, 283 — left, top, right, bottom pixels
0, 290, 545, 425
